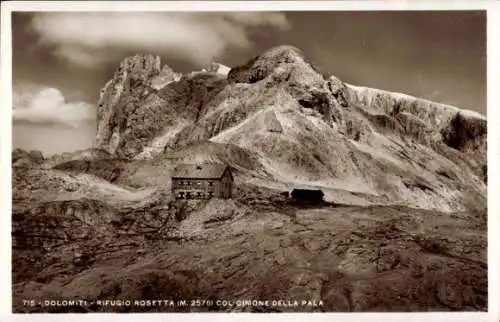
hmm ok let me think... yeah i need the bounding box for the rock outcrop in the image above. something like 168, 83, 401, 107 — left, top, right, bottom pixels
12, 148, 45, 167
94, 54, 228, 159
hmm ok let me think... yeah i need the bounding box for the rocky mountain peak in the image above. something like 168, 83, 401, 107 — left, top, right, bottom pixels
257, 45, 306, 64
227, 45, 311, 84
94, 54, 164, 155
116, 53, 161, 78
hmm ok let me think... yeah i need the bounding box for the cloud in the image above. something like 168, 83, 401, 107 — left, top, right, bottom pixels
13, 84, 96, 126
30, 12, 291, 67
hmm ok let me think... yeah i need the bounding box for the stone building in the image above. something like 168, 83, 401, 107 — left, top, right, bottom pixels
171, 163, 233, 200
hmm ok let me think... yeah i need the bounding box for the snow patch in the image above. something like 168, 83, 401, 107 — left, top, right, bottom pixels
150, 73, 182, 90
209, 62, 231, 76
346, 83, 486, 121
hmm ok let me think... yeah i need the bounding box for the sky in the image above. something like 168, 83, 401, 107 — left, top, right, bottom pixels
11, 11, 486, 156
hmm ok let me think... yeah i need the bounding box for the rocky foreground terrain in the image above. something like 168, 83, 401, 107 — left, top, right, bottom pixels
12, 45, 487, 312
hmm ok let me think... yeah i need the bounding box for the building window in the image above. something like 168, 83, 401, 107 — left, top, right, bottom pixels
208, 181, 213, 186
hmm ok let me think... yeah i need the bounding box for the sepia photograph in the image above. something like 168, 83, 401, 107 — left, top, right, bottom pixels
3, 2, 494, 318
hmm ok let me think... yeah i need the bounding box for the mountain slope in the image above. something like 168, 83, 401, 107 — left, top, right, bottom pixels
92, 45, 486, 213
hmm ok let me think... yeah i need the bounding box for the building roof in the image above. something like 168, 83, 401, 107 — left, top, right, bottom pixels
171, 163, 230, 179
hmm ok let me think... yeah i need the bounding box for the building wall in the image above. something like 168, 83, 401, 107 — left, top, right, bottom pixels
172, 178, 222, 199
171, 171, 233, 199
220, 170, 233, 198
